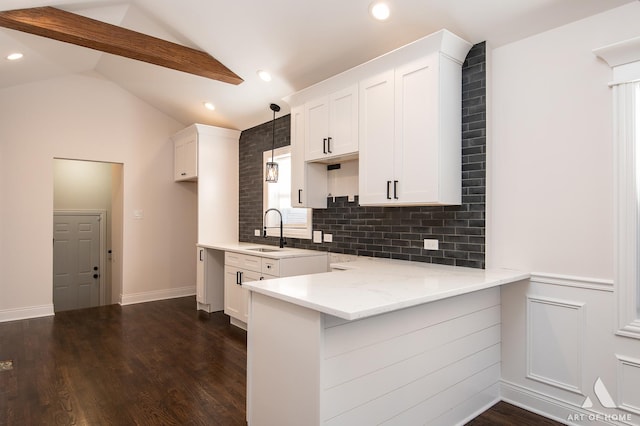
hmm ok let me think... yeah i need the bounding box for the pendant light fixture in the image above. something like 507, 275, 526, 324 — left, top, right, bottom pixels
265, 103, 281, 183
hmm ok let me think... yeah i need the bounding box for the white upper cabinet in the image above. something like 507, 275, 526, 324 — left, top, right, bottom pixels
305, 84, 358, 162
359, 54, 464, 206
173, 130, 198, 181
291, 106, 327, 208
359, 55, 456, 205
285, 29, 471, 207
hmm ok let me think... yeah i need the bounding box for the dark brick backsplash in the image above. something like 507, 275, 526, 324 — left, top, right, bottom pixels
239, 42, 486, 269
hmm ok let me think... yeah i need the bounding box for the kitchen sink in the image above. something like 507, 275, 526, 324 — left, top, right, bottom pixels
247, 247, 281, 253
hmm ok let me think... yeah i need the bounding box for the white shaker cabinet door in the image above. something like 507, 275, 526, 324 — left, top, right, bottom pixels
358, 70, 395, 205
304, 85, 358, 162
328, 85, 359, 158
394, 56, 441, 204
291, 105, 328, 208
305, 97, 330, 161
174, 132, 197, 181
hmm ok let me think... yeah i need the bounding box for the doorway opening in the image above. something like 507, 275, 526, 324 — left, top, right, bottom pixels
53, 159, 123, 313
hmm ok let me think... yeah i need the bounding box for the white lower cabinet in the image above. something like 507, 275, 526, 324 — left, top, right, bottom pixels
224, 264, 274, 325
223, 251, 327, 329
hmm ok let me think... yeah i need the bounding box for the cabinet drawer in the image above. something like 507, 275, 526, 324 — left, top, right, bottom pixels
261, 258, 280, 276
225, 252, 262, 273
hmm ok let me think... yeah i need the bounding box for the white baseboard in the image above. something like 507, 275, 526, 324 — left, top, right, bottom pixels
500, 380, 626, 426
0, 304, 54, 323
120, 285, 196, 306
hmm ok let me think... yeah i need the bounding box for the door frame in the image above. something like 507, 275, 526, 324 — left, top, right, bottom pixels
53, 210, 107, 306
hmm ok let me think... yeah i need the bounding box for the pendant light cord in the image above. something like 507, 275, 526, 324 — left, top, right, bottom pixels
271, 107, 276, 162
270, 103, 280, 162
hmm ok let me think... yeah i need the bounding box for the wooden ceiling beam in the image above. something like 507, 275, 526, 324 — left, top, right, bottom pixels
0, 6, 243, 85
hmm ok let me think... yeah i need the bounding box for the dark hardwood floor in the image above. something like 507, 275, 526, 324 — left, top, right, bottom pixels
0, 296, 563, 425
466, 401, 564, 425
0, 297, 247, 425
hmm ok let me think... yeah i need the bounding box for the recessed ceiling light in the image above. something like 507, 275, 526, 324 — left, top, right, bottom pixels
6, 52, 23, 61
257, 70, 272, 82
369, 2, 391, 21
203, 102, 215, 111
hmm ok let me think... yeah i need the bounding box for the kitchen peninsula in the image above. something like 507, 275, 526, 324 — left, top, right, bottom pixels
244, 258, 528, 426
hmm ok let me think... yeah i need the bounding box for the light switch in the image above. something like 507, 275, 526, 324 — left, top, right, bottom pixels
313, 230, 323, 243
254, 229, 261, 236
133, 209, 144, 219
324, 233, 333, 242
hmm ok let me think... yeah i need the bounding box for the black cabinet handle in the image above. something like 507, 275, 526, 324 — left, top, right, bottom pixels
181, 172, 186, 176
199, 249, 203, 261
323, 138, 328, 154
327, 137, 332, 153
236, 271, 242, 285
298, 189, 302, 204
394, 180, 399, 200
386, 181, 392, 199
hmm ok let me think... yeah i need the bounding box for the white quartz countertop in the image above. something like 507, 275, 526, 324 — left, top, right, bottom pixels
243, 257, 529, 320
198, 242, 328, 259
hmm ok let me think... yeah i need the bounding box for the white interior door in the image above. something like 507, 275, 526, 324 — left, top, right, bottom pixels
53, 213, 101, 312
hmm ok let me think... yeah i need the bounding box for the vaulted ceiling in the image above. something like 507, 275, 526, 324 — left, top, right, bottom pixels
0, 0, 634, 130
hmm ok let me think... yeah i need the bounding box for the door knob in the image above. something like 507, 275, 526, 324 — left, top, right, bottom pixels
93, 274, 99, 279
93, 266, 98, 271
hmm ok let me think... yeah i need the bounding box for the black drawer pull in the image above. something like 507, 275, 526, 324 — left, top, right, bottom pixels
386, 181, 392, 200
394, 180, 399, 199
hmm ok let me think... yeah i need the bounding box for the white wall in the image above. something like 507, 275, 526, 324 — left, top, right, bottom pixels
54, 159, 114, 213
0, 72, 198, 320
490, 3, 640, 424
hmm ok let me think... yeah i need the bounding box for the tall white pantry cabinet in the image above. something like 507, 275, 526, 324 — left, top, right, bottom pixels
172, 124, 240, 312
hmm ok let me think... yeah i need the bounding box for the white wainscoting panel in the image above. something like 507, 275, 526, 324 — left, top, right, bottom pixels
526, 296, 585, 394
616, 355, 640, 415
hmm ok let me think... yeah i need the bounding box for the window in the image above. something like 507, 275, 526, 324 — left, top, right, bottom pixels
263, 146, 312, 239
596, 38, 640, 338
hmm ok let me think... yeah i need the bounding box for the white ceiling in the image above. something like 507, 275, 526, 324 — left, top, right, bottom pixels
0, 0, 634, 130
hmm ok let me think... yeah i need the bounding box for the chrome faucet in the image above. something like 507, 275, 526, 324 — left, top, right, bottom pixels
263, 208, 286, 248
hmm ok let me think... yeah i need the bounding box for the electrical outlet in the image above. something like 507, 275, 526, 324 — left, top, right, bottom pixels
423, 239, 439, 250
254, 229, 261, 236
324, 233, 333, 242
313, 230, 323, 243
